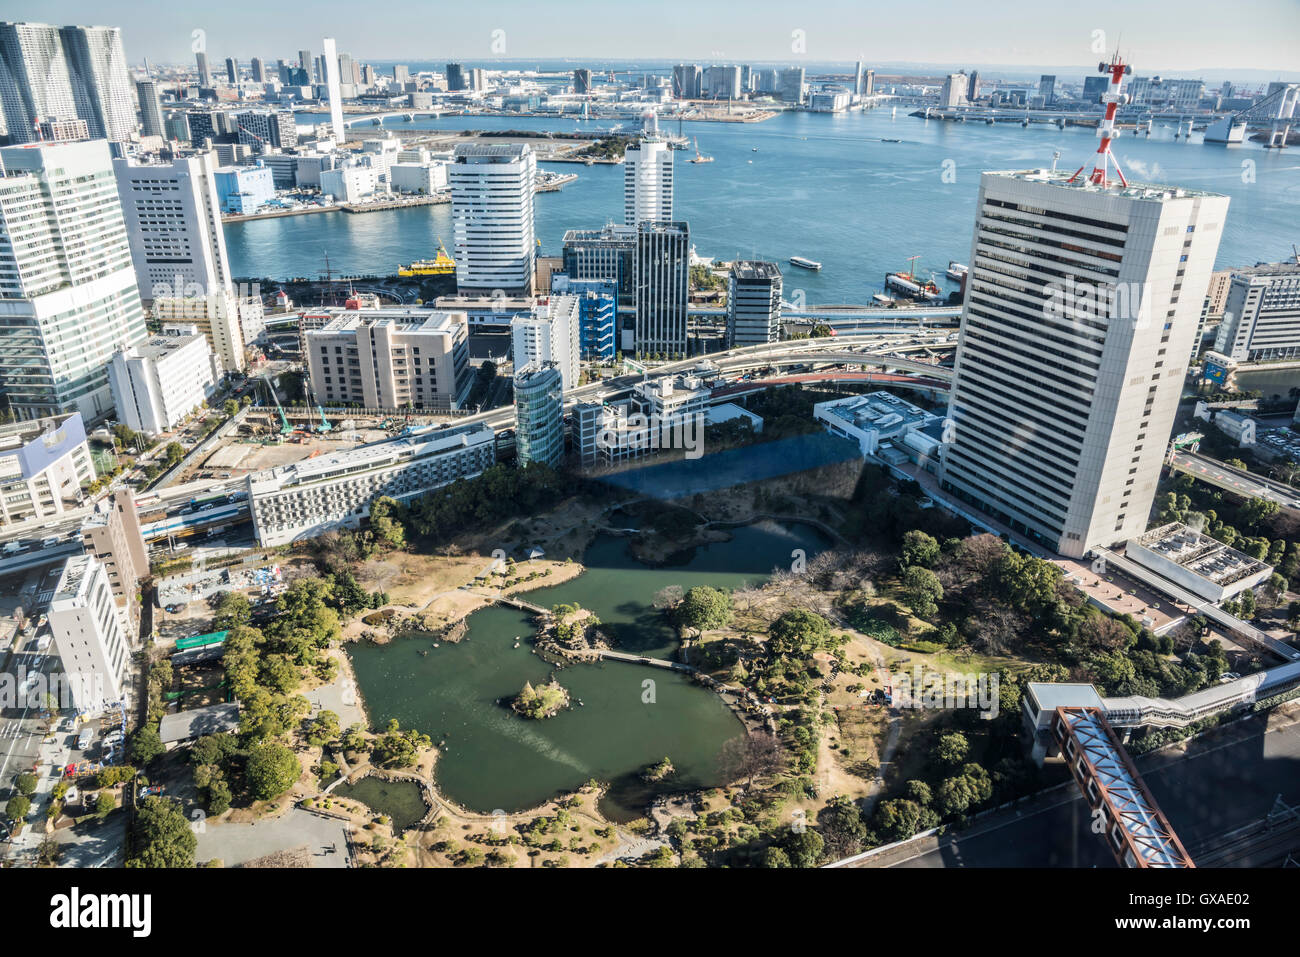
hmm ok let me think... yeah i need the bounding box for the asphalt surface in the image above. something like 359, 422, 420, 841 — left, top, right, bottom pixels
1170, 451, 1300, 510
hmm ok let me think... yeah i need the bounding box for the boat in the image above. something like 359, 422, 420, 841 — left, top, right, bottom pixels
885, 255, 942, 301
789, 256, 822, 271
872, 293, 894, 305
688, 137, 714, 164
397, 240, 456, 277
880, 137, 901, 143
751, 147, 758, 151
946, 261, 968, 281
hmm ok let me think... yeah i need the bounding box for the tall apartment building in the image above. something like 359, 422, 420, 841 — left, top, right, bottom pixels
225, 57, 238, 85
195, 50, 212, 88
136, 78, 165, 137
108, 332, 218, 434
0, 140, 147, 422
707, 65, 742, 100
48, 554, 132, 712
624, 137, 673, 226
512, 295, 580, 392
1214, 261, 1300, 362
248, 423, 495, 546
305, 308, 473, 412
113, 153, 247, 374
298, 49, 314, 82
514, 363, 565, 467
0, 412, 94, 525
940, 72, 968, 108
672, 64, 702, 99
445, 63, 466, 91
250, 57, 266, 83
450, 143, 536, 296
727, 261, 783, 347
0, 22, 133, 143
80, 488, 148, 630
634, 221, 690, 358
939, 169, 1229, 558
573, 68, 592, 94
1193, 268, 1234, 359
234, 109, 298, 150
778, 68, 805, 103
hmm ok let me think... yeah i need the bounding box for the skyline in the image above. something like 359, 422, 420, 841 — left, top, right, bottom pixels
7, 0, 1299, 76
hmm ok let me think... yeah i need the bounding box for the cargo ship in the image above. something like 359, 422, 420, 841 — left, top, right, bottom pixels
398, 242, 456, 277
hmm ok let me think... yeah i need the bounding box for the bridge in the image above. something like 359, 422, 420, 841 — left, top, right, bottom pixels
712, 371, 950, 399
1052, 706, 1195, 868
594, 649, 697, 673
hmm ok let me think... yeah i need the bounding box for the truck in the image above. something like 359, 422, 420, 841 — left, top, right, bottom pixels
76, 727, 94, 751
2, 541, 24, 555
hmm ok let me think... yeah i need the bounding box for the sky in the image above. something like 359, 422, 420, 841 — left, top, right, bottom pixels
7, 0, 1300, 77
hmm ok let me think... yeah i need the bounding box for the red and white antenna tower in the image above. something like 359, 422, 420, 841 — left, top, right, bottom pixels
1068, 53, 1132, 188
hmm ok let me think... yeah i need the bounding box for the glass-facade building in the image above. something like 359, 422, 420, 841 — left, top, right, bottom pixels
513, 362, 564, 467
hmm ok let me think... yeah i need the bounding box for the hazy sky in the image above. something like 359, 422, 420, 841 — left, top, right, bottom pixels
8, 0, 1300, 75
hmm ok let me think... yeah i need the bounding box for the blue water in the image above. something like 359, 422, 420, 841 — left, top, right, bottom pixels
224, 109, 1300, 304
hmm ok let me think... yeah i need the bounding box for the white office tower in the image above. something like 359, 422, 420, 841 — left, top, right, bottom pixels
1213, 261, 1300, 362
511, 295, 580, 392
0, 23, 134, 144
939, 169, 1229, 558
113, 153, 246, 374
48, 554, 132, 713
108, 332, 218, 434
624, 138, 673, 227
940, 72, 968, 108
321, 37, 345, 142
450, 143, 536, 296
0, 140, 147, 422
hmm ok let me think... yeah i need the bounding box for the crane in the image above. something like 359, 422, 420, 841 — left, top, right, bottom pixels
260, 374, 293, 435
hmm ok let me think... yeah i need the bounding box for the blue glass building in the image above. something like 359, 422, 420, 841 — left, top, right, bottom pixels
551, 274, 616, 361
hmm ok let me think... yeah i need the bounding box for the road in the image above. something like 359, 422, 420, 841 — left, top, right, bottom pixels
848, 708, 1300, 868
1170, 450, 1300, 510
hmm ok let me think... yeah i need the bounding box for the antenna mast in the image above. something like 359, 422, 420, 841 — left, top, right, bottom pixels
1068, 53, 1131, 188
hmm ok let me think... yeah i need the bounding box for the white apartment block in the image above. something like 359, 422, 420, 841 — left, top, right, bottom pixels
47, 554, 132, 713
248, 423, 496, 546
389, 161, 448, 195
320, 164, 384, 204
1213, 261, 1300, 362
511, 295, 580, 392
0, 140, 147, 422
624, 138, 673, 226
108, 332, 218, 434
0, 412, 93, 525
154, 292, 246, 375
450, 143, 536, 296
940, 169, 1229, 559
305, 308, 473, 411
940, 73, 968, 108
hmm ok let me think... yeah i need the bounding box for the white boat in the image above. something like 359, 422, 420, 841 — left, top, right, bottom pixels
789, 256, 822, 271
946, 261, 968, 281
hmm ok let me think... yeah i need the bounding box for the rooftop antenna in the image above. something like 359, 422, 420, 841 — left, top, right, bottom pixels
1051, 149, 1061, 172
1067, 52, 1131, 188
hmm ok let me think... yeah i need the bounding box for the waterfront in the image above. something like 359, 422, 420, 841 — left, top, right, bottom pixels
225, 109, 1300, 304
346, 521, 830, 818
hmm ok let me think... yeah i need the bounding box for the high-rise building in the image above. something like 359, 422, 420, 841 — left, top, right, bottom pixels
0, 140, 146, 422
250, 57, 266, 83
511, 295, 580, 392
0, 22, 133, 144
1039, 74, 1057, 106
195, 50, 212, 87
225, 56, 238, 84
573, 68, 591, 94
445, 62, 466, 91
0, 413, 94, 525
778, 67, 805, 103
108, 331, 218, 434
1082, 75, 1108, 104
552, 275, 615, 361
938, 168, 1230, 558
514, 362, 565, 467
940, 72, 968, 108
1193, 269, 1234, 359
562, 224, 637, 315
634, 221, 690, 358
135, 77, 164, 137
707, 65, 742, 100
727, 261, 783, 347
233, 109, 298, 150
672, 64, 702, 100
48, 554, 133, 711
966, 70, 978, 102
450, 142, 536, 297
1214, 261, 1300, 362
80, 488, 149, 630
321, 37, 345, 140
298, 48, 314, 82
394, 64, 410, 86
624, 137, 673, 226
113, 153, 246, 374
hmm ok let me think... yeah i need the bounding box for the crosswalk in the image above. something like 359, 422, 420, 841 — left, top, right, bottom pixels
0, 721, 31, 739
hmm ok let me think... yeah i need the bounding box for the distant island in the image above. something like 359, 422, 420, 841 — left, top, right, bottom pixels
640, 757, 675, 783
511, 679, 570, 720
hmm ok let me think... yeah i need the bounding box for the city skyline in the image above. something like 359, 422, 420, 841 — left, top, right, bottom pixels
9, 0, 1300, 76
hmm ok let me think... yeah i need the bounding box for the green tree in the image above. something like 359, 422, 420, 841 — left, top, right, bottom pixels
207, 779, 232, 815
223, 399, 239, 417
768, 609, 832, 657
901, 530, 941, 569
901, 565, 944, 620
212, 591, 252, 630
245, 742, 301, 801
15, 772, 37, 796
817, 796, 868, 860
937, 763, 993, 818
95, 791, 116, 819
761, 846, 791, 867
5, 795, 30, 822
130, 725, 165, 766
780, 827, 825, 868
675, 586, 734, 632
874, 798, 922, 842
934, 732, 969, 767
127, 797, 196, 868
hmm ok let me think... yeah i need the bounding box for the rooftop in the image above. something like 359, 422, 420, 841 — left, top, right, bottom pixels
816, 391, 938, 433
121, 333, 208, 362
1133, 522, 1270, 586
453, 142, 532, 160
732, 260, 782, 281
159, 702, 240, 744
990, 168, 1227, 202
1233, 261, 1300, 278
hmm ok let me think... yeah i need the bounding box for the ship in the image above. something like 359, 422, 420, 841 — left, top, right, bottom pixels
885, 255, 942, 301
688, 137, 714, 164
789, 256, 822, 271
398, 241, 456, 277
946, 261, 968, 281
